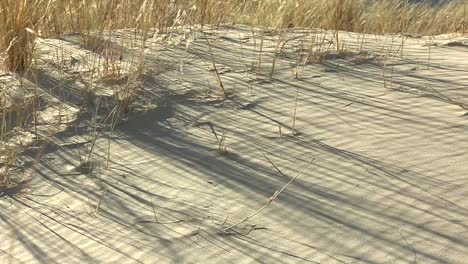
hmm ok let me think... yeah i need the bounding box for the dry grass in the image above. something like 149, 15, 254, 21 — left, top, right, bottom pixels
0, 1, 466, 261
1, 0, 466, 72
0, 0, 39, 72
0, 0, 465, 73
0, 0, 467, 187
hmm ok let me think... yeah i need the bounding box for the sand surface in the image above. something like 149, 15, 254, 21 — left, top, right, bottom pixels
1, 26, 468, 263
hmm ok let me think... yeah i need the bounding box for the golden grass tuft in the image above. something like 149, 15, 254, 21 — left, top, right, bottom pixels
0, 0, 38, 72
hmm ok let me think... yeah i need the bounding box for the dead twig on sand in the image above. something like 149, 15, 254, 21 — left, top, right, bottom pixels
223, 157, 314, 232
428, 85, 468, 111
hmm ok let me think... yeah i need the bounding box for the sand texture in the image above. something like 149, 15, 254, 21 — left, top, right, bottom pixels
1, 26, 468, 263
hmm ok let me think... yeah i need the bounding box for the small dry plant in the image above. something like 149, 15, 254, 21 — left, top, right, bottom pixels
81, 33, 124, 81
291, 87, 299, 135
0, 144, 18, 188
222, 156, 314, 233
206, 38, 226, 97
217, 131, 229, 156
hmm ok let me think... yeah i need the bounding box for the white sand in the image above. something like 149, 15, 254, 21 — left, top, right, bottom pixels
1, 26, 468, 263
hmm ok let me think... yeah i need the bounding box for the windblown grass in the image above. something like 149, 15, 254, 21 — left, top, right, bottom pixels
0, 0, 464, 70
0, 0, 39, 72
1, 0, 466, 72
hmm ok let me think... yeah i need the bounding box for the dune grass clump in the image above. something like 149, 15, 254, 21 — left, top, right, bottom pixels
0, 0, 44, 72
213, 0, 467, 35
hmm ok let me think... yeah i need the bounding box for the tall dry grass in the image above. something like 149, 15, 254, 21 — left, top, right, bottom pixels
3, 1, 466, 40
0, 0, 39, 72
1, 1, 465, 56
0, 0, 466, 70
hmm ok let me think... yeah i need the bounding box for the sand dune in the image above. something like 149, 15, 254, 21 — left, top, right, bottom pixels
1, 26, 468, 263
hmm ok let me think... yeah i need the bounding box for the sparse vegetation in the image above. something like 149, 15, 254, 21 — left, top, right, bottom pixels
0, 0, 466, 189
0, 0, 466, 195
1, 0, 468, 262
